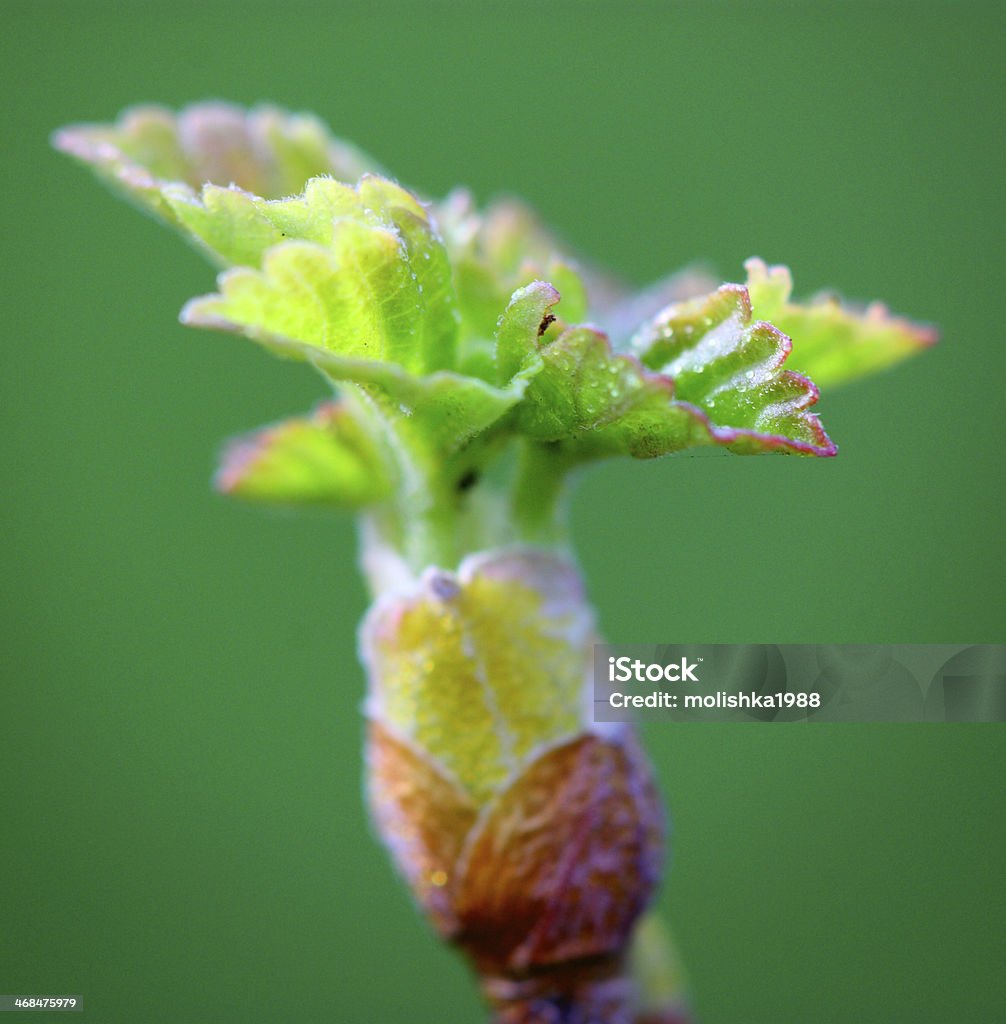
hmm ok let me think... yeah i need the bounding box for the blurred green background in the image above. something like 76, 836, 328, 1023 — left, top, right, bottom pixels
3, 3, 1003, 1022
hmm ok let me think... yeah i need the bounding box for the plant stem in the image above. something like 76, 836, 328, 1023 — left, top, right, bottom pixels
510, 440, 573, 548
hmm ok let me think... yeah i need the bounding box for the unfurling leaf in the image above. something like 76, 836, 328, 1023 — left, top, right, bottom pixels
493, 280, 560, 385
160, 174, 436, 269
172, 177, 539, 450
631, 284, 835, 456
179, 176, 458, 375
745, 258, 937, 389
215, 401, 392, 507
516, 284, 835, 460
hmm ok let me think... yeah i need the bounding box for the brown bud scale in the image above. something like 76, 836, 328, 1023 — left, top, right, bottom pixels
368, 722, 665, 1019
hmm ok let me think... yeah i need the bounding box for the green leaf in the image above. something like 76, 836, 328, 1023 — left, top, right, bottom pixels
374, 369, 531, 453
181, 196, 458, 377
516, 286, 835, 459
161, 175, 368, 267
175, 175, 532, 451
185, 308, 525, 457
745, 258, 937, 389
216, 401, 392, 507
632, 284, 835, 456
493, 281, 559, 385
516, 325, 722, 458
52, 102, 382, 241
162, 172, 437, 267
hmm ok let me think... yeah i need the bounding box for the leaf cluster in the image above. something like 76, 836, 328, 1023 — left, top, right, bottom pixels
54, 103, 935, 511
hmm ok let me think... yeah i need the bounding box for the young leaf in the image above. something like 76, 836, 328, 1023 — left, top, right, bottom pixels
358, 367, 530, 453
52, 102, 382, 241
163, 176, 367, 267
633, 285, 835, 456
176, 180, 541, 451
186, 307, 527, 457
159, 173, 435, 270
493, 281, 559, 385
516, 285, 835, 460
215, 401, 392, 507
182, 213, 457, 377
745, 258, 937, 389
516, 326, 721, 458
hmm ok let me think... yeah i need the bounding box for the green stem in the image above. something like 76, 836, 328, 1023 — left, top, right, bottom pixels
345, 384, 462, 571
350, 391, 575, 585
510, 440, 573, 547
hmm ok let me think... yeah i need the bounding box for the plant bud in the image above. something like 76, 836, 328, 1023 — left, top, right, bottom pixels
361, 548, 665, 1021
